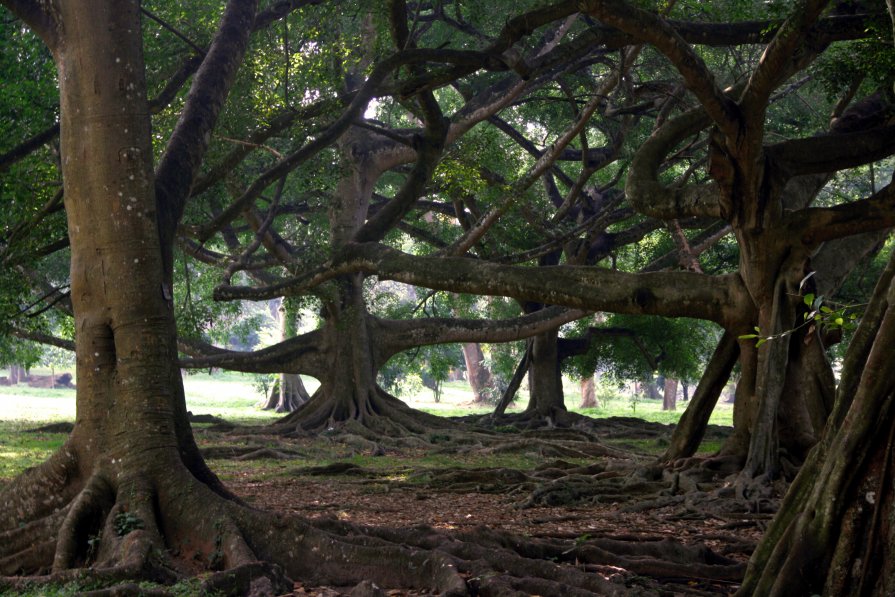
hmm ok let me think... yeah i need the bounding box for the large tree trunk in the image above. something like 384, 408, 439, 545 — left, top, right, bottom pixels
738, 250, 895, 596
275, 275, 447, 434
0, 0, 239, 577
461, 342, 494, 403
0, 6, 463, 592
524, 329, 567, 422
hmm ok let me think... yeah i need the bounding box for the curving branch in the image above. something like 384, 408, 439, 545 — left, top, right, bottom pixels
626, 107, 722, 220
155, 0, 259, 266
739, 0, 827, 122
353, 1, 450, 244
580, 0, 740, 138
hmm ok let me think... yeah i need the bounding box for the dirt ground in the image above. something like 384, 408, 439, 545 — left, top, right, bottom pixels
208, 428, 764, 597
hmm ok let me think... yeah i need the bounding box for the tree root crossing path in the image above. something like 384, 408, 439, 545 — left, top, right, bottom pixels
1, 415, 763, 596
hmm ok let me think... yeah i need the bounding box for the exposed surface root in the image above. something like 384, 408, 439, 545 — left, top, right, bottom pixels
1, 414, 772, 597
201, 444, 304, 460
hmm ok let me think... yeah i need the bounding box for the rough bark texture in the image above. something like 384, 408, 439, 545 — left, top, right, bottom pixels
738, 252, 895, 596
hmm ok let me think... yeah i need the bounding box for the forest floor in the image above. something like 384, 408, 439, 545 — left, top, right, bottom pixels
0, 373, 758, 596
197, 419, 760, 597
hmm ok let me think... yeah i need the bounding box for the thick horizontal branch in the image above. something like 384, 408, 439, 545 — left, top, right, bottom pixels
558, 326, 639, 359
178, 330, 325, 376
377, 305, 589, 356
215, 242, 754, 328
766, 124, 895, 178
791, 182, 895, 246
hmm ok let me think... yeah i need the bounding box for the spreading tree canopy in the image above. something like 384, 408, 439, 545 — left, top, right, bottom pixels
2, 0, 895, 594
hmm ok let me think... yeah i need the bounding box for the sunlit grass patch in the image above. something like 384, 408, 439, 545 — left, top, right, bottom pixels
0, 423, 68, 478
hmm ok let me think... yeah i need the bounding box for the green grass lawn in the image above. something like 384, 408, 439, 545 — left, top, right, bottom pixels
0, 370, 732, 480
410, 379, 735, 427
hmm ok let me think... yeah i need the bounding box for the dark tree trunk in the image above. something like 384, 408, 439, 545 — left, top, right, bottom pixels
738, 251, 895, 596
524, 329, 567, 421
493, 340, 531, 417
661, 332, 739, 462
276, 275, 447, 434
461, 342, 494, 403
662, 378, 678, 411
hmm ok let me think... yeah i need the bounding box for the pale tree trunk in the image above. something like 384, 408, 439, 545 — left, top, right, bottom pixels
0, 0, 242, 577
662, 378, 678, 411
579, 376, 597, 408
462, 342, 494, 403
261, 299, 310, 412
9, 364, 26, 384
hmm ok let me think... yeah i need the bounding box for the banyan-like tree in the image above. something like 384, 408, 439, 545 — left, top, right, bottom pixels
3, 0, 895, 594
